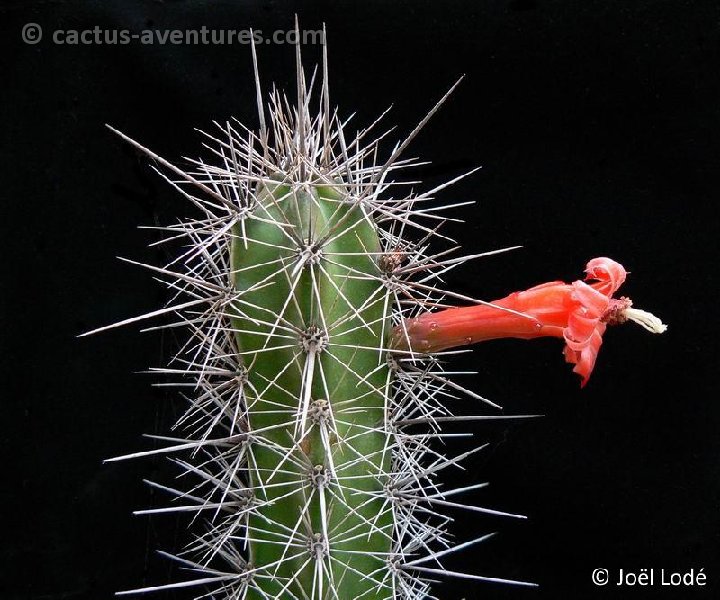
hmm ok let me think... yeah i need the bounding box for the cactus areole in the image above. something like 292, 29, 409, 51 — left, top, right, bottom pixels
88, 32, 665, 600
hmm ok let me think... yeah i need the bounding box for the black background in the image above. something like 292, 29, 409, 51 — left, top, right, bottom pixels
3, 1, 719, 599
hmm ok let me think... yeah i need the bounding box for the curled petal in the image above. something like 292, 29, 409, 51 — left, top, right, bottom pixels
571, 280, 610, 318
564, 326, 605, 387
584, 257, 627, 296
564, 311, 599, 350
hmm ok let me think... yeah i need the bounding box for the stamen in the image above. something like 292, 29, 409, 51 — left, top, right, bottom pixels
622, 307, 668, 334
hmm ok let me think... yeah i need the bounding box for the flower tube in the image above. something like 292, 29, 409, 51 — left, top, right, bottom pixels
392, 257, 666, 386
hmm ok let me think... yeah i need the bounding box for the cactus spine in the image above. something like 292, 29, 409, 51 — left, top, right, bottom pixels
93, 34, 536, 599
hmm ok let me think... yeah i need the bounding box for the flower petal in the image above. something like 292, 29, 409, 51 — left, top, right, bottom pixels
571, 280, 610, 318
564, 311, 599, 350
584, 257, 627, 296
564, 326, 606, 387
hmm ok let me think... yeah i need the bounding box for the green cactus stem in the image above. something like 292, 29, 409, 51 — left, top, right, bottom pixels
230, 179, 392, 597
84, 27, 663, 600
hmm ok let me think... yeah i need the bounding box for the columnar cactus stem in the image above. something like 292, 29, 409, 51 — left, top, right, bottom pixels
230, 181, 392, 597
86, 28, 665, 600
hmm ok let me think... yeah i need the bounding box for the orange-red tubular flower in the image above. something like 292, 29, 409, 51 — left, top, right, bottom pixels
391, 257, 666, 386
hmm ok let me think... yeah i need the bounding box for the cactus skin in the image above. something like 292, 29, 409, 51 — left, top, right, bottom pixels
231, 180, 392, 597
89, 35, 542, 600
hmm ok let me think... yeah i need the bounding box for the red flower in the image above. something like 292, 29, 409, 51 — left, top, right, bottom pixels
392, 257, 666, 386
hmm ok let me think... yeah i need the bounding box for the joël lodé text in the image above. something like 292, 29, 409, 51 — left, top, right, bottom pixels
614, 568, 706, 587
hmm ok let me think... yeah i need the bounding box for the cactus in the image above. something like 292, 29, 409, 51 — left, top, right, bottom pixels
87, 30, 665, 600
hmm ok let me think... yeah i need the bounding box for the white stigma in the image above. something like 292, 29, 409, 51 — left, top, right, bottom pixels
622, 307, 668, 334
